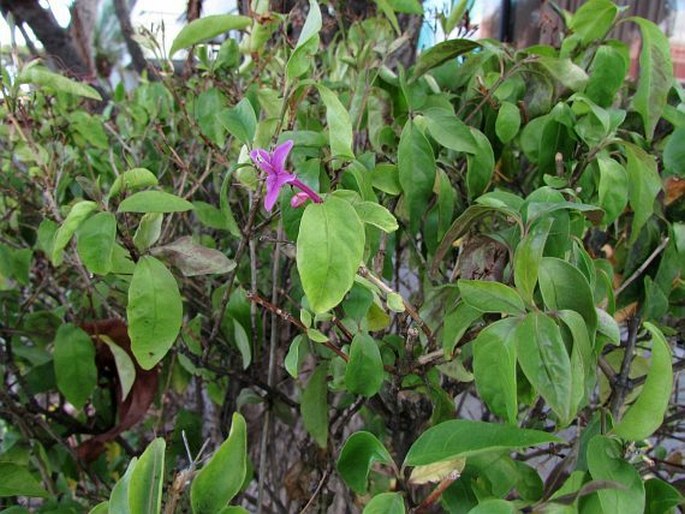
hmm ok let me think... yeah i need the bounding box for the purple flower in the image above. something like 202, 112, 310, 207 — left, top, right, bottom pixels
249, 140, 322, 212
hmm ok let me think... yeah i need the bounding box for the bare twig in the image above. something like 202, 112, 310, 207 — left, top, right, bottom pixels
614, 238, 670, 297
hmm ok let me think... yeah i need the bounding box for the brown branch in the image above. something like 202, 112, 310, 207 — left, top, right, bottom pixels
113, 0, 150, 76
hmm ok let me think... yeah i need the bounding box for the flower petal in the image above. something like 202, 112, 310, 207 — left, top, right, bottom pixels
271, 140, 294, 173
250, 148, 275, 175
264, 171, 296, 211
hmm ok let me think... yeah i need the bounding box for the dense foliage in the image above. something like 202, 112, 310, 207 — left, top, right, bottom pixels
1, 0, 684, 512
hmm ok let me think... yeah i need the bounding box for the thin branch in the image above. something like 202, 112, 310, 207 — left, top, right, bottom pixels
614, 237, 670, 297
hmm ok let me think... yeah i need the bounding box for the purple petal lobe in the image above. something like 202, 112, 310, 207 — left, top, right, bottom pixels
271, 140, 294, 172
264, 171, 297, 211
250, 148, 275, 175
290, 192, 310, 208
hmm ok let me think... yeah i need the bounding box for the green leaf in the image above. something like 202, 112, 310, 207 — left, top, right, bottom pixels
423, 108, 478, 154
587, 436, 645, 514
286, 0, 322, 79
77, 212, 116, 275
537, 57, 589, 91
515, 313, 572, 422
412, 39, 480, 80
569, 0, 618, 45
17, 65, 101, 100
337, 431, 394, 494
221, 98, 257, 145
0, 464, 49, 498
169, 14, 251, 57
624, 143, 662, 243
354, 201, 398, 233
317, 85, 354, 159
52, 200, 98, 266
344, 334, 384, 397
586, 44, 628, 107
363, 493, 406, 514
664, 126, 685, 175
613, 323, 673, 441
458, 279, 526, 316
297, 196, 365, 313
127, 256, 183, 369
109, 168, 159, 198
233, 320, 252, 369
109, 457, 137, 514
191, 413, 247, 513
398, 120, 436, 233
219, 169, 241, 237
99, 336, 136, 401
387, 292, 405, 313
597, 156, 628, 225
514, 218, 553, 304
387, 0, 422, 14
151, 236, 235, 277
538, 257, 598, 335
301, 363, 329, 448
473, 318, 520, 424
558, 310, 594, 415
644, 478, 685, 514
496, 102, 521, 143
467, 499, 515, 514
133, 213, 163, 252
129, 438, 165, 514
53, 323, 97, 410
88, 502, 109, 514
443, 302, 481, 358
403, 419, 561, 466
629, 17, 673, 140
466, 128, 495, 198
118, 191, 194, 214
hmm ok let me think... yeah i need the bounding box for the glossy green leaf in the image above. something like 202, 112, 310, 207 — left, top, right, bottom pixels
109, 168, 159, 198
644, 478, 684, 514
514, 218, 553, 304
398, 120, 436, 233
52, 200, 97, 266
133, 213, 163, 252
630, 17, 673, 140
301, 363, 329, 448
496, 102, 521, 143
337, 431, 394, 494
537, 57, 589, 91
286, 0, 321, 79
539, 257, 597, 334
127, 256, 183, 369
516, 312, 572, 422
558, 310, 594, 415
191, 413, 247, 514
363, 493, 406, 514
317, 85, 354, 159
458, 279, 526, 315
76, 212, 116, 275
586, 44, 628, 107
151, 236, 235, 277
664, 126, 685, 175
598, 156, 628, 225
109, 457, 137, 514
344, 334, 384, 397
443, 301, 481, 357
466, 128, 495, 198
472, 318, 520, 424
467, 499, 515, 514
403, 419, 561, 466
129, 438, 165, 514
293, 0, 322, 48
17, 65, 101, 100
613, 322, 673, 440
412, 39, 480, 80
0, 464, 49, 498
624, 143, 662, 243
118, 191, 194, 214
100, 335, 136, 401
423, 108, 478, 154
568, 0, 618, 45
354, 201, 398, 233
221, 98, 257, 145
587, 435, 645, 514
169, 14, 251, 57
297, 196, 365, 313
53, 323, 97, 410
